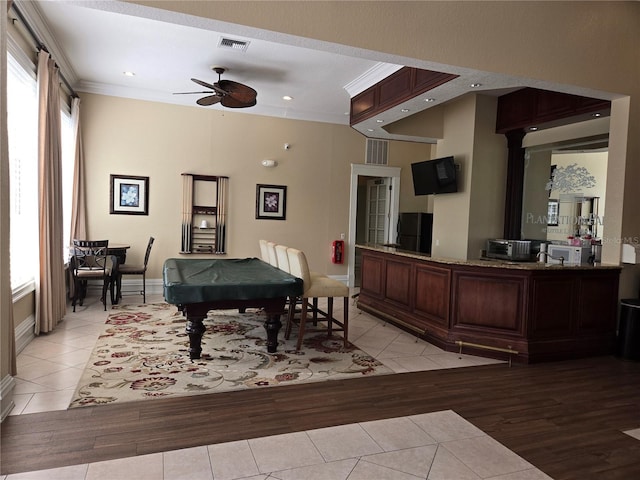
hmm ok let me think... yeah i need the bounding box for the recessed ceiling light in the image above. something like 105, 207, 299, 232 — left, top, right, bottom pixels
425, 98, 435, 102
123, 71, 135, 77
529, 126, 538, 131
591, 112, 602, 117
376, 119, 384, 123
367, 128, 374, 132
282, 95, 293, 101
470, 83, 482, 88
401, 108, 410, 113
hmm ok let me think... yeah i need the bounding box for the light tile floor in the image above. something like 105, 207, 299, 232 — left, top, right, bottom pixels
10, 292, 505, 417
4, 292, 557, 480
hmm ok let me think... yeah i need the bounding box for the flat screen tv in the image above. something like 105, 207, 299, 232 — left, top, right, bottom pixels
411, 156, 458, 195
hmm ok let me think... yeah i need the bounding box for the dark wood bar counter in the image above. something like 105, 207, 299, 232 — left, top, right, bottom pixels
357, 244, 622, 363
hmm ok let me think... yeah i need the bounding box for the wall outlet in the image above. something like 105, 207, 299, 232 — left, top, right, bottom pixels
435, 239, 440, 246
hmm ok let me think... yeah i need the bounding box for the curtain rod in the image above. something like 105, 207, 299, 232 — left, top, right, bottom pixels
11, 2, 78, 98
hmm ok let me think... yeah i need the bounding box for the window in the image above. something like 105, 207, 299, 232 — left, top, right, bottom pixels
7, 50, 38, 290
7, 38, 77, 291
60, 106, 74, 260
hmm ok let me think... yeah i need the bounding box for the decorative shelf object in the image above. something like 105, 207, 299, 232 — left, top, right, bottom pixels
180, 173, 228, 254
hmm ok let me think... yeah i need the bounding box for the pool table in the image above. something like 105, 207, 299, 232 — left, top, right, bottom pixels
163, 257, 303, 359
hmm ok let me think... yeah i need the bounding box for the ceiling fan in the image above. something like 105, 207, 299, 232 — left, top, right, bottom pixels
174, 66, 257, 108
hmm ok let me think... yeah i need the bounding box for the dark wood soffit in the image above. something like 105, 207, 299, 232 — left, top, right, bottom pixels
496, 87, 611, 134
350, 67, 459, 125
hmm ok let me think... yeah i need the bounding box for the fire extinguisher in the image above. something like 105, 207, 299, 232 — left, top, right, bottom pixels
332, 240, 344, 264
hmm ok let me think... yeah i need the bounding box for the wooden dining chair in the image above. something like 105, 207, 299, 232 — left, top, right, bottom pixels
117, 237, 155, 303
71, 239, 113, 311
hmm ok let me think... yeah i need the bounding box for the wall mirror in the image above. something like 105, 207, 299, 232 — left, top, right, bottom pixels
521, 135, 608, 244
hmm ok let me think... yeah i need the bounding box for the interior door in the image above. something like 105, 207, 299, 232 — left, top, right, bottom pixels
365, 178, 391, 245
349, 164, 401, 288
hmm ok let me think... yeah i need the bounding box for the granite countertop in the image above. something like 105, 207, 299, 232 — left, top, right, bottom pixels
356, 243, 622, 271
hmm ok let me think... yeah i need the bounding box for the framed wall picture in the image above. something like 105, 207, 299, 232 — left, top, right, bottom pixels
110, 174, 149, 215
256, 184, 287, 220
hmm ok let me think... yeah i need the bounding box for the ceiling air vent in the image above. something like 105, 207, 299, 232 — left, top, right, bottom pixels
218, 37, 250, 52
365, 139, 389, 165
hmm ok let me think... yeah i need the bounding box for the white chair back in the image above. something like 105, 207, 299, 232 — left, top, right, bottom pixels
286, 248, 311, 292
275, 245, 290, 273
266, 241, 279, 267
259, 239, 269, 262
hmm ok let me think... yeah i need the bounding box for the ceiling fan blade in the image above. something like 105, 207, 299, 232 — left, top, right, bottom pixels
197, 95, 222, 106
217, 79, 257, 108
221, 96, 257, 108
191, 78, 218, 90
192, 78, 227, 96
173, 91, 214, 95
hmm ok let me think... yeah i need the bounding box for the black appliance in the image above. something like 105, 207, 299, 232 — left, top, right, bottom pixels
397, 212, 433, 254
411, 156, 458, 195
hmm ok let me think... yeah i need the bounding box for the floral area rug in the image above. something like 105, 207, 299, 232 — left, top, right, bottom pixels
69, 303, 392, 408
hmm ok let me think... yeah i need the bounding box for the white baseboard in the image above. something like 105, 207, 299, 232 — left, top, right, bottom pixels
328, 275, 349, 284
117, 278, 164, 296
85, 278, 164, 297
0, 374, 17, 422
15, 313, 35, 354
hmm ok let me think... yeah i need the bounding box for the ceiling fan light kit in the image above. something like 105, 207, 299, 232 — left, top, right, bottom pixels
175, 67, 257, 109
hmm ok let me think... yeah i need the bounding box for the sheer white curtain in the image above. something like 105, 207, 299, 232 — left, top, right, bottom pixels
34, 49, 66, 334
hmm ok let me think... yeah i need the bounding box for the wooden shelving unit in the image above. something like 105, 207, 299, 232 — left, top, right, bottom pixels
180, 174, 228, 254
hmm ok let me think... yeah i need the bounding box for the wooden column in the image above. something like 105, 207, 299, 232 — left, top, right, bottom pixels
503, 129, 526, 239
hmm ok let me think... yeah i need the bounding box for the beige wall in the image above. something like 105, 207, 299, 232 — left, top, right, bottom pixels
80, 93, 427, 279
431, 94, 476, 259
466, 95, 508, 259
429, 94, 507, 260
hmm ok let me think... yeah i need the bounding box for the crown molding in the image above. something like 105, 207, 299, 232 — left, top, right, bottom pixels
13, 0, 78, 86
343, 62, 402, 97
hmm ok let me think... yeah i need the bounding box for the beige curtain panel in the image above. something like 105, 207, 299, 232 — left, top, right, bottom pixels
69, 97, 87, 242
35, 49, 66, 334
1, 0, 17, 375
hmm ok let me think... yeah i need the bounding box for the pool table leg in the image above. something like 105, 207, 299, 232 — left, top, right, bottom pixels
185, 313, 207, 360
263, 313, 282, 353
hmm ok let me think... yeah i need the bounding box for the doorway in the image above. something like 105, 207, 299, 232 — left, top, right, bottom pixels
365, 177, 391, 245
348, 164, 401, 287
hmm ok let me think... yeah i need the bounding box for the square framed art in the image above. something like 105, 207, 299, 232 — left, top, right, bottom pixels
255, 184, 287, 220
110, 174, 149, 215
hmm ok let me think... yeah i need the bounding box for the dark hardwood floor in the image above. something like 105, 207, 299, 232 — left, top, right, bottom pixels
2, 355, 639, 479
